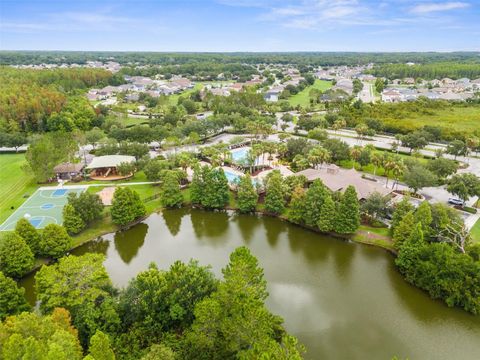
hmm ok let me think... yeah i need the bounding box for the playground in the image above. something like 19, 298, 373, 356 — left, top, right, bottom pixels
0, 186, 86, 231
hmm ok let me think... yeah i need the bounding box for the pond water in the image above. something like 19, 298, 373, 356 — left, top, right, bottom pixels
20, 209, 480, 359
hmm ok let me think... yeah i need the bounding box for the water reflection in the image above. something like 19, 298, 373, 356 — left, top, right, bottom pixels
17, 209, 480, 360
190, 209, 229, 243
232, 213, 259, 244
114, 223, 148, 264
264, 216, 287, 247
162, 208, 188, 236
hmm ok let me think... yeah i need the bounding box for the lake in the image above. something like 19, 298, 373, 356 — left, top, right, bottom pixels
20, 209, 480, 359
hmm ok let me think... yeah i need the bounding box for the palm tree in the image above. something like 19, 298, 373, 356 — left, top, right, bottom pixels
350, 146, 362, 169
391, 159, 405, 190
308, 147, 331, 169
371, 153, 382, 176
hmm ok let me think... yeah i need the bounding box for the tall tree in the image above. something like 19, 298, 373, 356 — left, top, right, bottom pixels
111, 187, 146, 226
236, 174, 258, 213
303, 180, 329, 227
14, 218, 41, 255
0, 271, 30, 320
62, 203, 85, 235
317, 194, 336, 232
264, 171, 286, 215
39, 224, 72, 259
288, 186, 306, 224
161, 170, 184, 208
390, 196, 414, 235
88, 330, 115, 360
182, 247, 303, 359
67, 192, 103, 225
0, 232, 34, 278
414, 201, 433, 238
334, 186, 360, 234
393, 211, 415, 250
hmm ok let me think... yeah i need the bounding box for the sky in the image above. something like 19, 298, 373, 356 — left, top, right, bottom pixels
0, 0, 479, 52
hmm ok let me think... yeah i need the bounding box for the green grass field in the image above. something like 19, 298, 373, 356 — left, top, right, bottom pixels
382, 106, 480, 136
0, 154, 39, 224
471, 218, 480, 244
288, 80, 332, 108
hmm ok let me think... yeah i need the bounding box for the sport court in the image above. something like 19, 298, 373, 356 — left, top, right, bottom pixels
0, 187, 85, 231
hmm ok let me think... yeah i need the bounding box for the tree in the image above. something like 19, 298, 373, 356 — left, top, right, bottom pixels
446, 140, 467, 160
236, 174, 258, 213
288, 186, 306, 224
264, 171, 285, 215
161, 170, 183, 208
67, 192, 103, 225
401, 132, 428, 153
375, 78, 385, 93
0, 271, 29, 320
403, 165, 437, 194
85, 127, 105, 149
361, 192, 389, 221
0, 132, 27, 152
14, 218, 41, 255
88, 330, 115, 360
35, 254, 113, 313
142, 344, 176, 360
0, 308, 83, 360
317, 194, 336, 232
117, 261, 217, 353
307, 146, 330, 169
111, 187, 146, 226
203, 168, 230, 209
393, 211, 415, 250
414, 201, 433, 238
144, 159, 169, 182
427, 157, 458, 179
446, 173, 480, 205
181, 247, 303, 359
0, 232, 34, 278
390, 196, 414, 235
25, 132, 77, 182
334, 186, 360, 234
39, 224, 72, 259
62, 203, 85, 235
117, 161, 136, 176
303, 179, 329, 227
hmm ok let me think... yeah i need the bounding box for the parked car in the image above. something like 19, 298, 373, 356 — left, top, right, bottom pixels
448, 198, 464, 206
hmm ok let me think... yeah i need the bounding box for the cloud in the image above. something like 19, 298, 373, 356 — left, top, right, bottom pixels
410, 2, 470, 14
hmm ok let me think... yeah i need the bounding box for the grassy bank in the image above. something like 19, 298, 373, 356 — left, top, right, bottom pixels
0, 153, 38, 223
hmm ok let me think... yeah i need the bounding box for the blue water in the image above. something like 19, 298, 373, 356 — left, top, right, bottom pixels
230, 147, 249, 163
225, 170, 241, 184
224, 170, 261, 186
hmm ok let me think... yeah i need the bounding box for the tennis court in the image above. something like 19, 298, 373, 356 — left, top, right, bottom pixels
0, 186, 86, 231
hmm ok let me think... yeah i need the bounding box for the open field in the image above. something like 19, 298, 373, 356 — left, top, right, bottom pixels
288, 80, 332, 108
0, 154, 39, 224
381, 106, 480, 137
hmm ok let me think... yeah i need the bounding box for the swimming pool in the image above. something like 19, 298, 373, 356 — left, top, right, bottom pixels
230, 147, 260, 166
224, 170, 260, 186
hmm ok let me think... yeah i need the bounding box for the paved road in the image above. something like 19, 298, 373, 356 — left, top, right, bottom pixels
357, 82, 376, 103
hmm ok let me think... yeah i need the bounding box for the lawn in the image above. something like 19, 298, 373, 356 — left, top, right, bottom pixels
381, 106, 480, 137
288, 80, 332, 108
471, 218, 480, 244
0, 153, 39, 224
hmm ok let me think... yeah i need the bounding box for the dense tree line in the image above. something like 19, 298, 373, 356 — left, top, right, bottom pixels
0, 67, 118, 131
1, 248, 304, 359
2, 51, 479, 66
369, 62, 480, 80
390, 198, 480, 314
